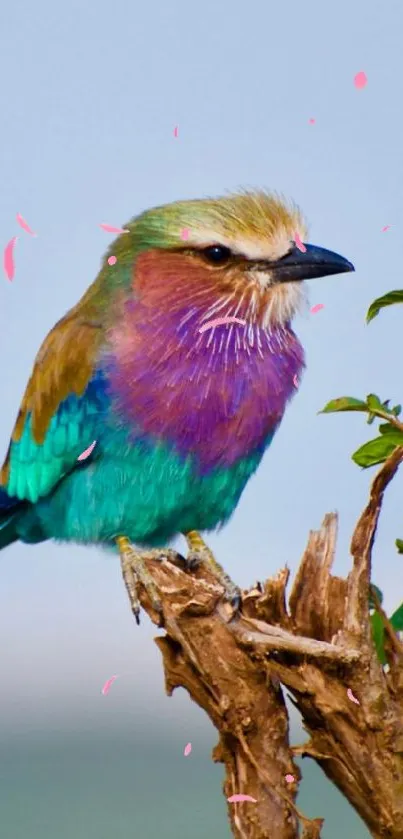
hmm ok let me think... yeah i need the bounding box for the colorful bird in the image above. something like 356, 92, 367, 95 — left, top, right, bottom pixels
0, 190, 354, 622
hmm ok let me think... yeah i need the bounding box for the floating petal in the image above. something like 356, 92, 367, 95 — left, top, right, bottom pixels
228, 794, 257, 803
294, 232, 306, 253
3, 237, 18, 281
199, 316, 246, 333
77, 441, 97, 461
101, 675, 119, 696
16, 213, 37, 236
354, 71, 367, 89
347, 688, 360, 705
100, 223, 129, 234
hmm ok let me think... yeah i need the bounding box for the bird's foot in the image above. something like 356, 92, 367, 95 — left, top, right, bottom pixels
116, 536, 164, 626
183, 530, 242, 618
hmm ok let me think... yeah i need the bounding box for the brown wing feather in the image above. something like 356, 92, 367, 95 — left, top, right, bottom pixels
0, 314, 104, 486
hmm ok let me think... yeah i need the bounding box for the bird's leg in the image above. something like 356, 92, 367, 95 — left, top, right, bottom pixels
116, 536, 163, 625
183, 530, 242, 614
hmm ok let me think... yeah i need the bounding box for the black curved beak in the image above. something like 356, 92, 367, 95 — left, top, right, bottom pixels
271, 244, 355, 283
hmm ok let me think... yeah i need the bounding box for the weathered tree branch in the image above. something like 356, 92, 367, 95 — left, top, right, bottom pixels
121, 447, 403, 838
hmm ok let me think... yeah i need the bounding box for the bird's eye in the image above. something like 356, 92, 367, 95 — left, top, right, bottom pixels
201, 245, 232, 264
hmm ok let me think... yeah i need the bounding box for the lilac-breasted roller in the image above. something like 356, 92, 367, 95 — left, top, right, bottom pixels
0, 190, 354, 621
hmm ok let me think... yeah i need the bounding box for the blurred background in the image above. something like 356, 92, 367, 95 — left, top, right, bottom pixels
1, 0, 403, 835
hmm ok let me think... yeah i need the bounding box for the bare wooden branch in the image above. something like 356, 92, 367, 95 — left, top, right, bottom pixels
345, 445, 403, 640
232, 619, 360, 662
142, 560, 303, 838
121, 449, 403, 839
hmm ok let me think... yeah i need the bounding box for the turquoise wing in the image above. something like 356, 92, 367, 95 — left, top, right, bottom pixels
0, 312, 105, 503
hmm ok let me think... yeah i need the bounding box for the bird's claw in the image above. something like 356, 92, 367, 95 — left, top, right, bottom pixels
185, 550, 202, 571
228, 590, 242, 614
183, 531, 242, 619
117, 537, 164, 626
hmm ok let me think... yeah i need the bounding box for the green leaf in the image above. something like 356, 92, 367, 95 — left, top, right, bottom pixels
392, 405, 402, 417
390, 603, 403, 632
370, 602, 403, 665
377, 424, 403, 445
371, 612, 387, 665
366, 396, 399, 423
379, 423, 394, 434
366, 290, 403, 323
395, 539, 403, 554
366, 394, 386, 413
352, 436, 399, 468
320, 397, 368, 415
369, 583, 384, 608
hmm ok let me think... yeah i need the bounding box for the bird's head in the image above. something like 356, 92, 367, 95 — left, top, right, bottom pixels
104, 190, 354, 330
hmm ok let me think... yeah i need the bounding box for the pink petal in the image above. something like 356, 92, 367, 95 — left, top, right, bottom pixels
294, 232, 306, 253
108, 256, 117, 265
227, 794, 257, 803
293, 374, 299, 388
285, 774, 295, 783
16, 213, 37, 236
308, 118, 315, 124
3, 236, 18, 281
101, 675, 119, 695
354, 71, 367, 89
99, 223, 129, 234
173, 125, 179, 138
310, 304, 325, 314
381, 225, 391, 232
77, 441, 97, 461
180, 228, 190, 240
199, 316, 246, 333
184, 742, 192, 757
347, 688, 360, 705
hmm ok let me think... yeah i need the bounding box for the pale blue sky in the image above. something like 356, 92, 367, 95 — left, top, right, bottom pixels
0, 1, 402, 836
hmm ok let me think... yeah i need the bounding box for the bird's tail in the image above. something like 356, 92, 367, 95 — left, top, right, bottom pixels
0, 488, 25, 550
